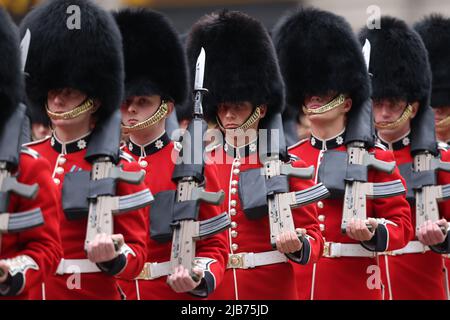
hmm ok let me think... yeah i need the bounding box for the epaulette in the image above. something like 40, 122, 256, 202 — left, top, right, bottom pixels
374, 142, 388, 151
22, 135, 51, 147
119, 150, 135, 163
205, 141, 222, 153
438, 141, 449, 152
20, 146, 40, 159
287, 138, 308, 150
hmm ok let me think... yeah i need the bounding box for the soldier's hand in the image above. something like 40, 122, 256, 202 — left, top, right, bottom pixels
276, 230, 303, 254
418, 219, 448, 246
86, 233, 124, 263
0, 261, 9, 284
167, 265, 203, 293
346, 218, 378, 241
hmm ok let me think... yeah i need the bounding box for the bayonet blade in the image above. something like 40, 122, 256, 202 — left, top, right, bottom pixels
194, 47, 206, 91
20, 29, 31, 72
362, 39, 371, 71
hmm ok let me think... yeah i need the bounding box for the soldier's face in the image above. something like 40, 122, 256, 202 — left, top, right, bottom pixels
303, 92, 351, 124
217, 101, 258, 130
433, 106, 450, 135
47, 88, 91, 127
373, 98, 415, 136
120, 95, 162, 126
31, 123, 51, 141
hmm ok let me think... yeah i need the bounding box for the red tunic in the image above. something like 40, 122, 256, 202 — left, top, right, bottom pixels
117, 133, 228, 299
0, 149, 62, 299
26, 133, 148, 300
288, 132, 412, 300
206, 140, 323, 300
377, 136, 450, 300
440, 148, 450, 299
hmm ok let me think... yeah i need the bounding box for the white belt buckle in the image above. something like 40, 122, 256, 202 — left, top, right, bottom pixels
228, 253, 245, 269
137, 262, 157, 280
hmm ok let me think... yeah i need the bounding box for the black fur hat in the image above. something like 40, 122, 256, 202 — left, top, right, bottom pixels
19, 0, 124, 122
114, 8, 188, 105
414, 14, 450, 108
186, 10, 285, 122
358, 16, 431, 110
0, 8, 23, 121
272, 7, 371, 112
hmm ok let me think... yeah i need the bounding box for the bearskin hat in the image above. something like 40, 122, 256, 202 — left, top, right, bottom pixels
19, 0, 124, 122
113, 8, 188, 105
0, 8, 23, 121
272, 7, 371, 112
358, 16, 431, 110
186, 10, 285, 122
414, 14, 450, 108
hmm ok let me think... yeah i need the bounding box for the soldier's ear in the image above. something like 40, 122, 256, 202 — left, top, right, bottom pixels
259, 104, 268, 118
343, 97, 352, 113
410, 102, 420, 119
166, 101, 175, 116
92, 99, 101, 113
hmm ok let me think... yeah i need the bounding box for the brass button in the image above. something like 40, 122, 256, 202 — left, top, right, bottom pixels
139, 160, 148, 168
231, 180, 238, 186
234, 161, 241, 168
319, 224, 325, 232
53, 178, 61, 185
230, 200, 237, 207
58, 157, 66, 165
231, 188, 237, 195
231, 243, 239, 251
231, 221, 237, 228
231, 230, 238, 238
318, 215, 325, 222
233, 168, 240, 175
317, 201, 324, 209
230, 209, 237, 216
55, 167, 64, 175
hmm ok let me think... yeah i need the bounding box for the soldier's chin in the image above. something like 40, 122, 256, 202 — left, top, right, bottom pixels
51, 117, 79, 128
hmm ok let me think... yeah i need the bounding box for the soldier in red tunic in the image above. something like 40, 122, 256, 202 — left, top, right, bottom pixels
273, 8, 413, 300
0, 8, 62, 300
19, 0, 149, 299
114, 8, 228, 300
185, 10, 324, 300
359, 16, 450, 300
415, 14, 450, 299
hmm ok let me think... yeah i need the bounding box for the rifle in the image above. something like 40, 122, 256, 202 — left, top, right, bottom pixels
340, 40, 406, 234
413, 151, 450, 236
0, 103, 43, 231
409, 107, 450, 238
170, 48, 230, 281
341, 140, 406, 233
259, 114, 330, 248
82, 110, 154, 251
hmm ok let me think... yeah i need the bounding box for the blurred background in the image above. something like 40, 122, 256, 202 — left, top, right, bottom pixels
3, 0, 450, 32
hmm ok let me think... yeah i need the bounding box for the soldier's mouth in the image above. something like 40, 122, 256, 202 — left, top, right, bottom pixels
306, 104, 322, 110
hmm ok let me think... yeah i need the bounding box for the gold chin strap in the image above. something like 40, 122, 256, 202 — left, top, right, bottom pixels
121, 101, 169, 134
436, 115, 450, 129
216, 106, 261, 133
46, 99, 95, 121
302, 94, 345, 115
375, 104, 413, 130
